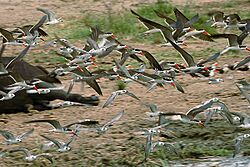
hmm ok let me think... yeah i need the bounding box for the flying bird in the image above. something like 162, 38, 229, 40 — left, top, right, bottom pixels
24, 119, 97, 134
37, 8, 62, 25
40, 134, 76, 152
102, 90, 140, 108
0, 128, 34, 144
79, 110, 124, 134
9, 147, 53, 163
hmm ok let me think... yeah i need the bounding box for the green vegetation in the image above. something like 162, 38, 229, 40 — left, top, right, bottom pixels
35, 0, 219, 66
115, 79, 127, 90
46, 0, 215, 43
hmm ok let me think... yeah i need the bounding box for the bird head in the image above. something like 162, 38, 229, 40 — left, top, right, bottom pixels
174, 63, 180, 69
16, 138, 22, 142
203, 67, 209, 71
71, 130, 78, 137
105, 32, 116, 39
212, 97, 219, 102
76, 66, 84, 72
116, 44, 128, 50
170, 81, 176, 88
133, 49, 144, 56
197, 120, 204, 127
116, 75, 122, 80
186, 27, 194, 32
243, 134, 250, 138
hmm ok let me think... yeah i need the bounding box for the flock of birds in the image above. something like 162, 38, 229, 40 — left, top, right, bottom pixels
0, 5, 249, 165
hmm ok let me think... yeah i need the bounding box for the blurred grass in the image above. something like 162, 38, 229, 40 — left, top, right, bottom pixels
47, 0, 216, 43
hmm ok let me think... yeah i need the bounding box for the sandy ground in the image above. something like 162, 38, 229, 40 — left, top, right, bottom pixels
0, 0, 249, 166
0, 0, 225, 27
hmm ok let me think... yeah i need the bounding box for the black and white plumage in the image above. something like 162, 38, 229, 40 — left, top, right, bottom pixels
233, 134, 250, 158
24, 119, 97, 134
211, 33, 250, 55
9, 147, 53, 163
204, 106, 234, 126
40, 134, 76, 152
236, 83, 250, 104
37, 8, 62, 25
141, 123, 178, 161
0, 128, 34, 144
79, 110, 124, 134
102, 90, 140, 108
233, 56, 250, 69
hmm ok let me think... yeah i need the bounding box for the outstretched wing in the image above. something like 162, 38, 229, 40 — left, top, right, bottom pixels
114, 60, 132, 78
9, 147, 31, 157
173, 79, 185, 93
217, 102, 234, 124
125, 90, 140, 101
197, 52, 221, 66
168, 39, 196, 67
233, 56, 250, 69
204, 109, 216, 126
0, 28, 15, 42
18, 128, 34, 140
102, 110, 124, 129
24, 119, 62, 129
5, 45, 31, 70
144, 103, 158, 113
152, 141, 179, 156
37, 8, 55, 21
40, 135, 62, 148
142, 50, 163, 71
102, 92, 118, 108
29, 15, 47, 35
233, 138, 242, 158
64, 119, 99, 128
144, 133, 153, 161
0, 130, 15, 140
37, 153, 54, 164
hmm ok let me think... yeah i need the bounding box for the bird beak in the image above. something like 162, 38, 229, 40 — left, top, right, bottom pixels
139, 51, 144, 56
124, 45, 129, 49
213, 69, 219, 73
174, 64, 180, 69
213, 62, 219, 67
90, 56, 95, 61
187, 27, 194, 32
33, 85, 40, 94
77, 66, 84, 72
203, 67, 209, 71
71, 131, 78, 137
40, 37, 45, 41
170, 82, 176, 88
117, 75, 122, 80
111, 34, 116, 38
245, 47, 250, 51
202, 31, 210, 36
